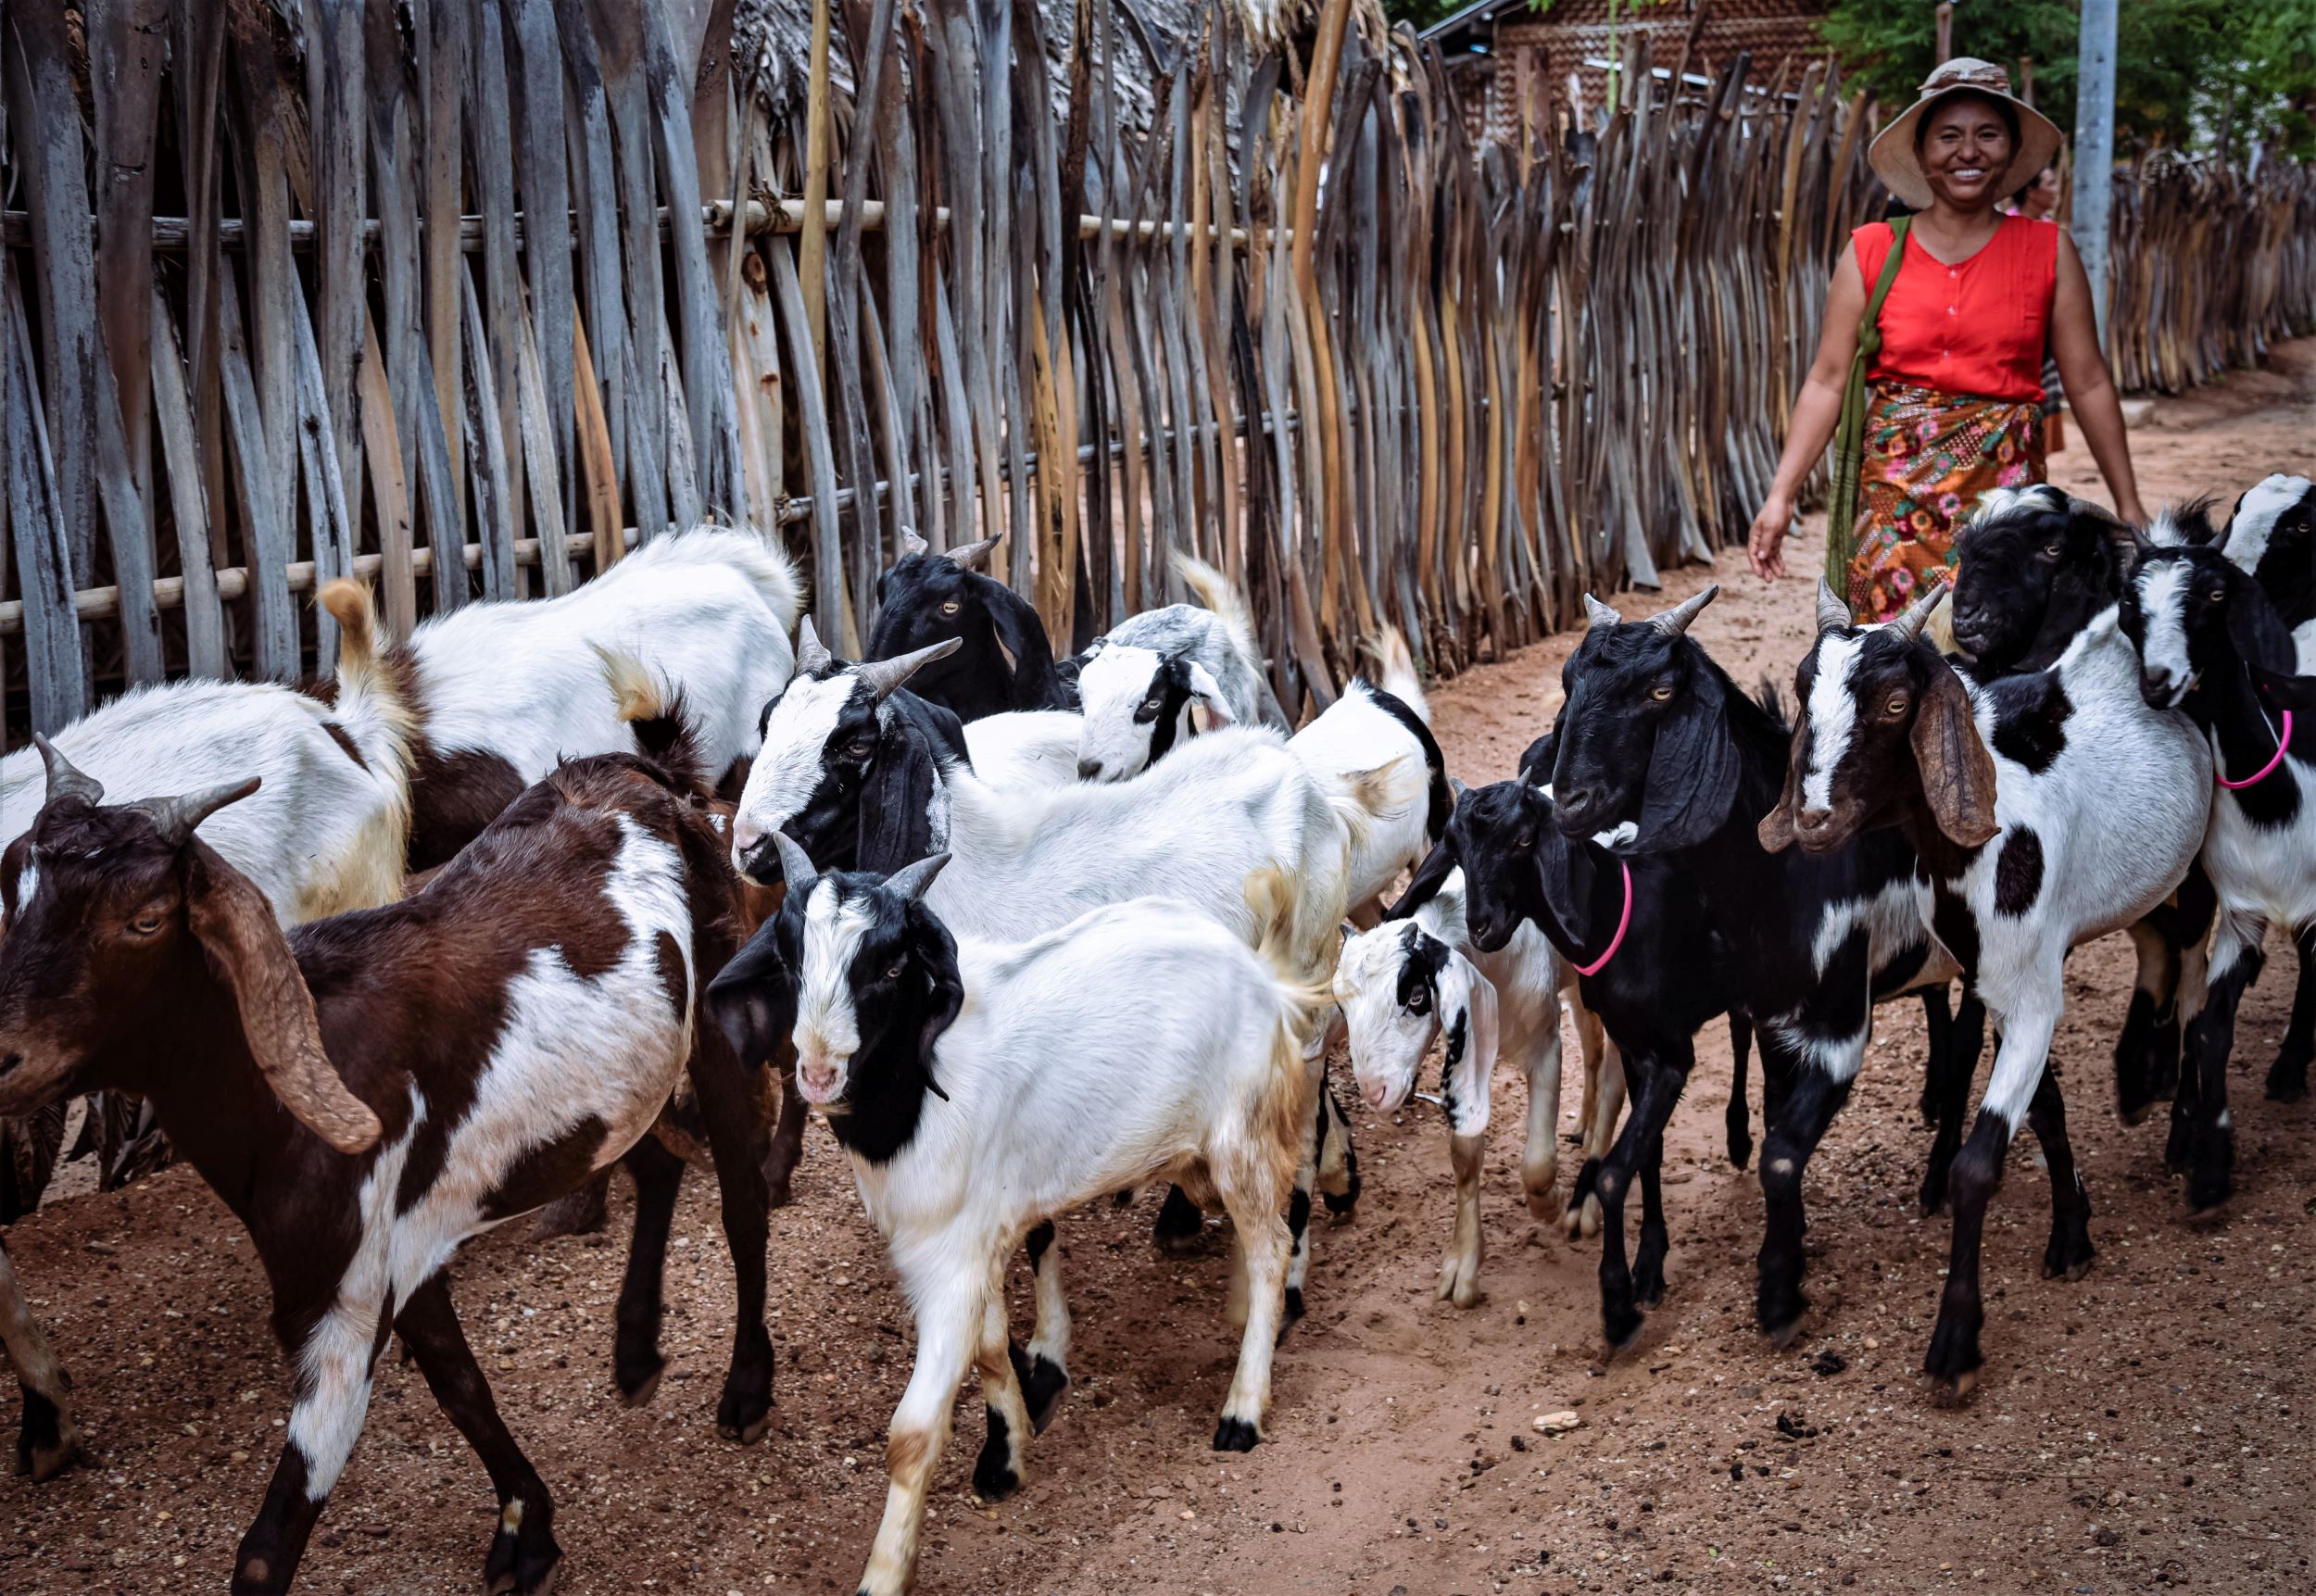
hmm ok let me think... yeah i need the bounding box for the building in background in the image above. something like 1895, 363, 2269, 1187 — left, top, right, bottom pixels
1423, 0, 1832, 146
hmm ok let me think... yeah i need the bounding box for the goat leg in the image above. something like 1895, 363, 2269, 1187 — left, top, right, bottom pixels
974, 1296, 1034, 1502
762, 1053, 809, 1208
1017, 1220, 1070, 1431
1, 1240, 80, 1482
2179, 920, 2261, 1213
686, 1027, 777, 1444
2024, 1063, 2096, 1279
1593, 1047, 1685, 1352
611, 1137, 686, 1407
395, 1274, 561, 1595
1754, 1051, 1855, 1350
1918, 990, 1985, 1215
2264, 924, 2315, 1104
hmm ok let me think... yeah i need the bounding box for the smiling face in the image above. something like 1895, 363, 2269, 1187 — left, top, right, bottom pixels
1917, 92, 2017, 211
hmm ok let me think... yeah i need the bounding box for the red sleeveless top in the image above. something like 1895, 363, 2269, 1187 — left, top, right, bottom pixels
1852, 215, 2058, 404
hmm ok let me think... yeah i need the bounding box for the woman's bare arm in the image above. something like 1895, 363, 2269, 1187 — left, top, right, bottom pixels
2048, 229, 2146, 526
1748, 243, 1867, 581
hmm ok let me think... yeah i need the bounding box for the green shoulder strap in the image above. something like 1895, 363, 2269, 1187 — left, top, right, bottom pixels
1825, 215, 1913, 593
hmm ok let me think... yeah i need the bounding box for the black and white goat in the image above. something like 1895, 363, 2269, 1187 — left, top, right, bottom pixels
1074, 552, 1293, 781
1551, 586, 1966, 1351
2119, 507, 2312, 1200
0, 735, 774, 1593
1944, 485, 2216, 1122
707, 842, 1323, 1596
1336, 865, 1615, 1304
1774, 570, 2209, 1394
388, 525, 800, 866
729, 624, 1376, 1380
865, 533, 1076, 721
1290, 630, 1454, 919
2222, 473, 2313, 661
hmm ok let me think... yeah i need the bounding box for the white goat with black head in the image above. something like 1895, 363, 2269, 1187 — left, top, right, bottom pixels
1073, 552, 1292, 781
708, 840, 1323, 1596
1335, 866, 1613, 1305
2118, 503, 2312, 1199
1771, 568, 2209, 1397
730, 623, 1378, 1403
2222, 473, 2313, 664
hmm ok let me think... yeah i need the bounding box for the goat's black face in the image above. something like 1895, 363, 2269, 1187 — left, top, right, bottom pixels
734, 669, 885, 877
2120, 543, 2298, 710
1948, 487, 2125, 669
1548, 589, 1731, 852
2225, 473, 2312, 630
1444, 781, 1552, 954
868, 554, 1053, 722
1770, 626, 1941, 852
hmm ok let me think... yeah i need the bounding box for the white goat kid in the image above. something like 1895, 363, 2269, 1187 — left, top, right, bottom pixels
707, 840, 1321, 1596
1336, 868, 1616, 1304
1074, 552, 1290, 780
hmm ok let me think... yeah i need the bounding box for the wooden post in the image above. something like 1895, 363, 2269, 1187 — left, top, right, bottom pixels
1934, 4, 1953, 65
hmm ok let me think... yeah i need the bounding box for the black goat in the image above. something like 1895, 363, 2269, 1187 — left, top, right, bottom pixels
1547, 586, 1959, 1350
865, 534, 1076, 722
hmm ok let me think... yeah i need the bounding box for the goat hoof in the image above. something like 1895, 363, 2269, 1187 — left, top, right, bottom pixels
615, 1362, 664, 1409
1601, 1299, 1643, 1354
17, 1393, 82, 1483
1632, 1269, 1668, 1312
1211, 1415, 1261, 1452
1762, 1313, 1806, 1351
1524, 1184, 1565, 1225
1022, 1359, 1070, 1435
1436, 1261, 1483, 1310
1923, 1315, 1983, 1399
1282, 1286, 1305, 1323
716, 1392, 774, 1446
1926, 1367, 1980, 1407
1726, 1134, 1754, 1173
482, 1538, 561, 1596
763, 1176, 795, 1211
2263, 1057, 2309, 1103
971, 1445, 1023, 1504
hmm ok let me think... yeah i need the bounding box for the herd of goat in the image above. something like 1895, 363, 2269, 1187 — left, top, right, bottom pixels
0, 471, 2309, 1596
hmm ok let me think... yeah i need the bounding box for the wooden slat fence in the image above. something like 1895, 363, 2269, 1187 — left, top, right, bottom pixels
3, 1, 2312, 746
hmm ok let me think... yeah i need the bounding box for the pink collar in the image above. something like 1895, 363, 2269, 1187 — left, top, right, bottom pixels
2216, 710, 2294, 791
1570, 860, 1633, 978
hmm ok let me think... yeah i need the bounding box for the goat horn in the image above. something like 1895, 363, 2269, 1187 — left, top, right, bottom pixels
1887, 578, 1950, 642
32, 735, 105, 808
882, 851, 951, 903
942, 535, 1001, 572
1646, 584, 1719, 637
135, 777, 262, 848
1816, 581, 1854, 635
794, 615, 834, 674
771, 832, 819, 900
1581, 594, 1621, 630
900, 529, 929, 558
856, 638, 963, 703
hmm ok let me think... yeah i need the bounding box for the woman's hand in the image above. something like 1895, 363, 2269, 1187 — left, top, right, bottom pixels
1747, 493, 1794, 582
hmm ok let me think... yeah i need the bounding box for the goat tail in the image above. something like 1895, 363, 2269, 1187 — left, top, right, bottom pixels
593, 643, 711, 795
1171, 550, 1259, 653
1321, 753, 1415, 857
1361, 625, 1427, 723
318, 578, 416, 788
1245, 864, 1334, 1167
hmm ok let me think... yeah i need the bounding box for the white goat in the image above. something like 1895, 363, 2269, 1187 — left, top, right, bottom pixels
1075, 552, 1290, 780
707, 843, 1324, 1596
1336, 868, 1617, 1304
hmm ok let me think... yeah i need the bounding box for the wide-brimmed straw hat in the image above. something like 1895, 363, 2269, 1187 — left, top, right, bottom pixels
1869, 57, 2063, 210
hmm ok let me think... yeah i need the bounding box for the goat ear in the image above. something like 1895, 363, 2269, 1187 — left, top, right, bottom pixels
985, 587, 1061, 706
907, 910, 965, 1101
1382, 838, 1456, 922
2247, 661, 2316, 715
1910, 664, 2000, 848
705, 922, 797, 1073
1756, 720, 1808, 855
856, 716, 945, 873
1434, 952, 1500, 1139
1633, 686, 1739, 854
183, 846, 382, 1154
2225, 583, 2299, 677
1183, 660, 1237, 730
1533, 828, 1601, 949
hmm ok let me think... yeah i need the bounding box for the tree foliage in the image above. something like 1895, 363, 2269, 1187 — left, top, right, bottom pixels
1817, 0, 2316, 161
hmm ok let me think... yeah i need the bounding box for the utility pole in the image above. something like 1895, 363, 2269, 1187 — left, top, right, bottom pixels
2072, 0, 2119, 341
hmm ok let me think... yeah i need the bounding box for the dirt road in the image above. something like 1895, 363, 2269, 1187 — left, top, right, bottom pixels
5, 346, 2311, 1596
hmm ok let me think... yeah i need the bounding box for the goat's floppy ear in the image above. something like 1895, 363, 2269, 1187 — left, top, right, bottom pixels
1382, 837, 1456, 922
1184, 660, 1237, 730
1633, 684, 1739, 854
706, 922, 797, 1073
906, 909, 965, 1102
1756, 708, 1810, 855
857, 715, 945, 873
1433, 952, 1500, 1140
1533, 825, 1602, 949
1910, 662, 2000, 847
2225, 582, 2299, 677
2247, 661, 2316, 715
183, 846, 382, 1154
985, 586, 1061, 705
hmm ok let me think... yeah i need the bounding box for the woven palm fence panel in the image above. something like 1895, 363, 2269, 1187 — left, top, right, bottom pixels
6, 1, 2312, 743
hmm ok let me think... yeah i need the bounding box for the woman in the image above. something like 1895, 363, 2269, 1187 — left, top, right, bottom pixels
1746, 59, 2146, 618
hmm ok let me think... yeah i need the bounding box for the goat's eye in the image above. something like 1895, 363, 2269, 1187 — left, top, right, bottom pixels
1406, 990, 1430, 1013
1515, 831, 1534, 850
1650, 685, 1673, 701
940, 600, 961, 617
2041, 542, 2062, 559
845, 737, 875, 760
1884, 695, 1909, 716
886, 961, 907, 981
2208, 587, 2226, 604
128, 911, 164, 936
